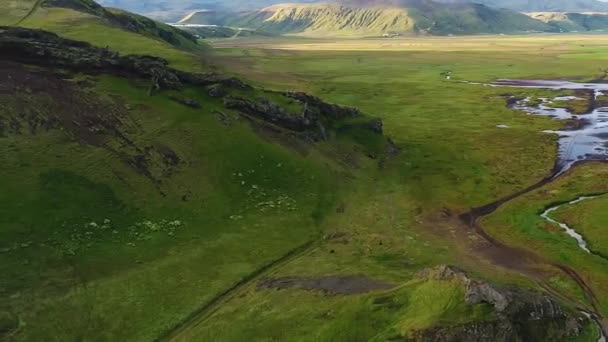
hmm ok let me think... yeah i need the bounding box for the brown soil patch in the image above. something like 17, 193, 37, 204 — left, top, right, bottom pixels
257, 275, 393, 295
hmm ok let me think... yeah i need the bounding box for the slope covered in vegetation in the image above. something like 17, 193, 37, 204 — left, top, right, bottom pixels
527, 11, 608, 32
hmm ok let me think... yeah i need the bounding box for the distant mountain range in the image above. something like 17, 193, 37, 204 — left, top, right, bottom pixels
97, 0, 608, 36
176, 1, 555, 36
98, 0, 608, 16
464, 0, 608, 12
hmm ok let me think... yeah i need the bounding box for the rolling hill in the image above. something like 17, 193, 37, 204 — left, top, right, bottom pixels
465, 0, 608, 12
178, 1, 551, 36
526, 11, 608, 31
0, 0, 205, 72
96, 0, 320, 21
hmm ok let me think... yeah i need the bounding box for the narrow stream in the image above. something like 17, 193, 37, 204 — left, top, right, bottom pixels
540, 196, 597, 253
584, 312, 608, 342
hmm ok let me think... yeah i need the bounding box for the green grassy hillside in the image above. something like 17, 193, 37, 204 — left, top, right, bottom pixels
0, 21, 395, 340
0, 0, 203, 71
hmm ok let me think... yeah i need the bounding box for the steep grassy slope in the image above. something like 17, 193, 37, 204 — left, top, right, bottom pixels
45, 0, 200, 49
179, 1, 550, 36
0, 23, 397, 340
0, 0, 203, 71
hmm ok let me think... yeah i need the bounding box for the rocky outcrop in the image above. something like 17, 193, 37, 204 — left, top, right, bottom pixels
0, 27, 241, 91
223, 94, 383, 141
0, 26, 392, 146
413, 265, 592, 342
224, 97, 310, 132
286, 92, 361, 120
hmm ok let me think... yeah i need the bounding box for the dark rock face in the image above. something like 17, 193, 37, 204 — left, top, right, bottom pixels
286, 91, 361, 120
223, 93, 377, 141
0, 27, 243, 91
207, 84, 227, 98
0, 26, 391, 147
224, 96, 313, 132
412, 265, 592, 342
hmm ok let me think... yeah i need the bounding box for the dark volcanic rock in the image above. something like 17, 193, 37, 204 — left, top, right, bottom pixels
224, 96, 313, 132
0, 26, 181, 88
286, 91, 361, 120
207, 84, 227, 98
412, 265, 592, 342
0, 26, 247, 92
223, 93, 378, 141
0, 27, 392, 147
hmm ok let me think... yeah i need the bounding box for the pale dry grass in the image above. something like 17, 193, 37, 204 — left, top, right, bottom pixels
212, 34, 608, 53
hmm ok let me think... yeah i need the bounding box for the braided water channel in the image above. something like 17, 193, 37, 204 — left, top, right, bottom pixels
471, 79, 608, 176
464, 79, 608, 340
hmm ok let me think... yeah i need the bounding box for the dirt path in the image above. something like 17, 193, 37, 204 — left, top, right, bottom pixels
157, 240, 318, 342
458, 163, 608, 335
15, 0, 43, 26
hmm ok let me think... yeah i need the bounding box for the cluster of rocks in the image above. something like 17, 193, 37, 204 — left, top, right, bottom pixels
413, 265, 593, 342
224, 93, 382, 141
0, 26, 391, 145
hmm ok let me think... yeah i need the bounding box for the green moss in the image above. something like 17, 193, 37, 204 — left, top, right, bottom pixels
189, 278, 493, 341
